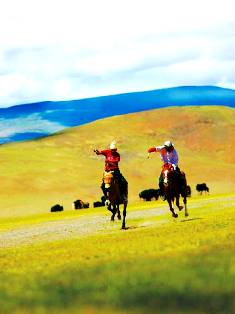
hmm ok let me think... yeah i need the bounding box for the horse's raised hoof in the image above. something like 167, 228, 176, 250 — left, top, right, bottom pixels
179, 206, 183, 211
172, 213, 178, 218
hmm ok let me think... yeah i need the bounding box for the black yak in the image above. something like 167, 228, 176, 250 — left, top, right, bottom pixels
51, 204, 63, 212
139, 189, 160, 201
196, 183, 209, 194
73, 200, 90, 209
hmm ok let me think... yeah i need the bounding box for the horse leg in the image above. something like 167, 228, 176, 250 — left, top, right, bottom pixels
167, 197, 178, 218
180, 189, 189, 217
176, 195, 183, 211
117, 204, 121, 220
111, 204, 118, 221
107, 203, 112, 212
183, 195, 189, 217
122, 201, 127, 229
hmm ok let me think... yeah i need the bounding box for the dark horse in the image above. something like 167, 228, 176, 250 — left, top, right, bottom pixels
103, 171, 127, 229
162, 163, 189, 218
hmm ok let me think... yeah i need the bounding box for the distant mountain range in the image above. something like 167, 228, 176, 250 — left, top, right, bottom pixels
0, 85, 235, 144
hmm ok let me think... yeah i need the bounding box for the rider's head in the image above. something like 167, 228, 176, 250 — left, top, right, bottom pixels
109, 141, 117, 151
164, 140, 174, 152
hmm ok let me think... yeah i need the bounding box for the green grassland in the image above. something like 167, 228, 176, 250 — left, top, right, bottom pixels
0, 106, 235, 313
0, 194, 235, 314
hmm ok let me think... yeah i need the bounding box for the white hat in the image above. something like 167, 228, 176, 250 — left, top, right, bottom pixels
110, 141, 117, 149
164, 140, 173, 147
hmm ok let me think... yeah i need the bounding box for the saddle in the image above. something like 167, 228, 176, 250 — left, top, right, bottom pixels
103, 171, 114, 188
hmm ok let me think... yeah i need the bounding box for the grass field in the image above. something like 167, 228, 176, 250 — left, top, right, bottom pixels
0, 193, 235, 314
0, 105, 235, 218
0, 106, 235, 313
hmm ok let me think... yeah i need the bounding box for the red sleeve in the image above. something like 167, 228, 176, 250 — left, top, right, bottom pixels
97, 149, 108, 156
148, 147, 156, 153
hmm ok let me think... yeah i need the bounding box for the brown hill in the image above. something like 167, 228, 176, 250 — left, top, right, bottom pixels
0, 106, 235, 216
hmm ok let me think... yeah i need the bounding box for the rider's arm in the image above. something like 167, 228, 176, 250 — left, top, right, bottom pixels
94, 149, 108, 156
148, 145, 165, 153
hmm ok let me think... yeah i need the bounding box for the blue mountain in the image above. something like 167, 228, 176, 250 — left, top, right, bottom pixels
1, 86, 235, 144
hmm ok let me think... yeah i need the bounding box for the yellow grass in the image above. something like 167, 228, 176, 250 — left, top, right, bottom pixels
0, 104, 235, 313
0, 105, 235, 218
0, 194, 235, 313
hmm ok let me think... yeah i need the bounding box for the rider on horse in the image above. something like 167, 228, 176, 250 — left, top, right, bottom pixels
94, 141, 128, 204
147, 140, 185, 199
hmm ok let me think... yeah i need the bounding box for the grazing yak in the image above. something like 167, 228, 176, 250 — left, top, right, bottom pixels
196, 183, 209, 194
93, 196, 106, 208
73, 199, 90, 209
51, 204, 63, 212
139, 188, 160, 201
93, 201, 104, 207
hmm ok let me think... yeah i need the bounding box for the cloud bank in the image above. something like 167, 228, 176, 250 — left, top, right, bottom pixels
0, 0, 235, 107
0, 113, 64, 136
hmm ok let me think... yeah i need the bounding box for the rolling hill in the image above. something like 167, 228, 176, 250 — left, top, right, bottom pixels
0, 105, 235, 217
1, 85, 235, 144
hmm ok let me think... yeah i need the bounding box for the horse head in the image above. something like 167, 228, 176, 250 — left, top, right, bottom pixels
161, 163, 174, 185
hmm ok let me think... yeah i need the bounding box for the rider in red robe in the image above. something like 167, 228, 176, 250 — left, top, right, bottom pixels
94, 141, 128, 202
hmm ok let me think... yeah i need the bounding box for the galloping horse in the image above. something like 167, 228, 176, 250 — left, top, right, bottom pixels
103, 171, 127, 229
162, 163, 188, 218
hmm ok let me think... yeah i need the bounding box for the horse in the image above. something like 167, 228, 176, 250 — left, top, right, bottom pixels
103, 171, 127, 229
161, 163, 189, 218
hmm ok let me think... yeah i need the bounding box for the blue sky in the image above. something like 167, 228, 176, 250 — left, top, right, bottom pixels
0, 0, 235, 108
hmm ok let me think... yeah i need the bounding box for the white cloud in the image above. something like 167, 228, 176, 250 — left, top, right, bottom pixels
0, 113, 64, 138
0, 0, 235, 107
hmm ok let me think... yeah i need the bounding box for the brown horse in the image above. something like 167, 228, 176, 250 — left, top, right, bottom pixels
103, 171, 127, 229
161, 163, 189, 218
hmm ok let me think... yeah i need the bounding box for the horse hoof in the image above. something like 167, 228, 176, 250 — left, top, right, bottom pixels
111, 217, 114, 221
122, 225, 126, 229
172, 213, 178, 218
117, 215, 121, 220
179, 206, 183, 211
185, 212, 189, 217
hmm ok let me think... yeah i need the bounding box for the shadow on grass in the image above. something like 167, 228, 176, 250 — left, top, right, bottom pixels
122, 225, 150, 230
180, 217, 203, 222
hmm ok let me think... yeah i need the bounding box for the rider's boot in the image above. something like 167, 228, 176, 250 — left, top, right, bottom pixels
179, 176, 186, 196
122, 193, 128, 203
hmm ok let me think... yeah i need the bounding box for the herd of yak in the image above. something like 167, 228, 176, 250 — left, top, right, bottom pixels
50, 183, 209, 212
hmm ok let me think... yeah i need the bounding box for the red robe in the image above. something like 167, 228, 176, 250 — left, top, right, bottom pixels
96, 149, 120, 171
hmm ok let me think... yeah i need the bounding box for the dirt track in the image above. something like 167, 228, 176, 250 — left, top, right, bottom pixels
0, 206, 166, 248
2, 195, 234, 249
